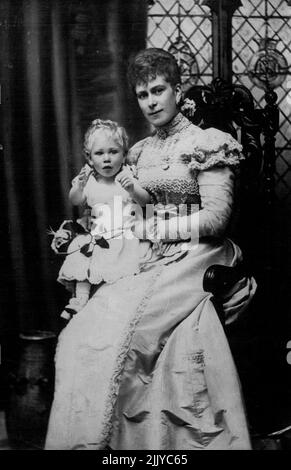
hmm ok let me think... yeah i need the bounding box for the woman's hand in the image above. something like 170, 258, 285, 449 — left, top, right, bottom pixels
115, 167, 135, 194
156, 214, 192, 242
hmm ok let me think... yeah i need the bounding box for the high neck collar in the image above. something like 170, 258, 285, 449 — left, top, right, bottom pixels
155, 112, 189, 139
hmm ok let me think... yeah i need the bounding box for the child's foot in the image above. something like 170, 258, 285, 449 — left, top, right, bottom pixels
60, 298, 87, 320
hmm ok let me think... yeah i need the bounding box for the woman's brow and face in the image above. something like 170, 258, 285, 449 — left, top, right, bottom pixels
135, 75, 181, 127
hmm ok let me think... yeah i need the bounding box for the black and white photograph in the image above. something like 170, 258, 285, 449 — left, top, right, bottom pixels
0, 0, 291, 453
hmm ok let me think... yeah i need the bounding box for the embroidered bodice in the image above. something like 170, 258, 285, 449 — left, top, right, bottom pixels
127, 113, 243, 207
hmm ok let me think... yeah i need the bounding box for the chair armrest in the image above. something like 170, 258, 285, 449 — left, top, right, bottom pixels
203, 263, 248, 297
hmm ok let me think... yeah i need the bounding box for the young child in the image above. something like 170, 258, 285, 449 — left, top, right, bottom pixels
53, 119, 151, 320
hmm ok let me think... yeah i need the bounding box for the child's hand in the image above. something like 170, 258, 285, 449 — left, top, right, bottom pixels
115, 167, 135, 194
76, 165, 91, 189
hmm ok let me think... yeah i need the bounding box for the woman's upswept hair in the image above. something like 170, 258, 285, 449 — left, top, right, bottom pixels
127, 48, 181, 91
83, 119, 129, 158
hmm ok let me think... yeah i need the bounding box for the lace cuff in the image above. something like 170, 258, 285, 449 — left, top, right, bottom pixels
178, 128, 244, 171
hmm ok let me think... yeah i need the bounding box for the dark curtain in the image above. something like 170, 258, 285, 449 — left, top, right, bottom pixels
0, 0, 147, 335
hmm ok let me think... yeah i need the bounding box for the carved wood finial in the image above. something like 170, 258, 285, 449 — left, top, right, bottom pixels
205, 0, 242, 81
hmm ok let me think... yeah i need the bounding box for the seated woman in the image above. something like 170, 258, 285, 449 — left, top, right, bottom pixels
45, 48, 257, 450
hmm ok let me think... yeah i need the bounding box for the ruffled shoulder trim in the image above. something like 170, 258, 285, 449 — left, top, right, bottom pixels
126, 137, 150, 165
178, 127, 244, 171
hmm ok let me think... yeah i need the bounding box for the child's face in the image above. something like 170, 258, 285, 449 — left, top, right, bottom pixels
88, 130, 124, 181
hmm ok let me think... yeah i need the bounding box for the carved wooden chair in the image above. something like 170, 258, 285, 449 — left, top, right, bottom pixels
185, 78, 265, 319
185, 78, 291, 449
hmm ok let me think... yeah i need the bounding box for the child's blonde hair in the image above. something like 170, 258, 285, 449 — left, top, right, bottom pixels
83, 119, 129, 159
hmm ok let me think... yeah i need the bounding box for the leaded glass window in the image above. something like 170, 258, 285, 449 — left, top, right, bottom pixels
147, 0, 212, 88
232, 0, 291, 202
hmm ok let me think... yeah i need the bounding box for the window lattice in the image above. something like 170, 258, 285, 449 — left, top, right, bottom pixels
148, 1, 291, 201
232, 0, 291, 202
147, 0, 212, 87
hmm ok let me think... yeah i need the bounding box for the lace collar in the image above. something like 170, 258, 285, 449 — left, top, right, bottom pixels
156, 113, 190, 139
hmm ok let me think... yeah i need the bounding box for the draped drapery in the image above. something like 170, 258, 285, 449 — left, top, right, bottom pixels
0, 0, 147, 334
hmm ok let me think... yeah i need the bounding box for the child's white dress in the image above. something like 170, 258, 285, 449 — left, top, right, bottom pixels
57, 174, 141, 290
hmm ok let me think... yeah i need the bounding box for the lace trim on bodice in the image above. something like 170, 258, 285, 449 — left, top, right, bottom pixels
133, 115, 200, 205
128, 114, 243, 206
155, 113, 191, 139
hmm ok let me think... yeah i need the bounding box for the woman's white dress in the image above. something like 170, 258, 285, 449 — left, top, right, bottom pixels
45, 114, 256, 450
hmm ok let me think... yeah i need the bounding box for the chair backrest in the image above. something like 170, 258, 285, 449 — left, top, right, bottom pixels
184, 78, 265, 272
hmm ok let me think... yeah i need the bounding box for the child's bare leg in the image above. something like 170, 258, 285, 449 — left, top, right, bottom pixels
61, 281, 91, 320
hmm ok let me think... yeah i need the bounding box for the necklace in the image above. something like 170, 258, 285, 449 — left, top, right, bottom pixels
156, 113, 191, 171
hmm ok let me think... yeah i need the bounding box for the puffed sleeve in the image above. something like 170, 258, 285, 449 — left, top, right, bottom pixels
178, 127, 244, 171
191, 129, 240, 237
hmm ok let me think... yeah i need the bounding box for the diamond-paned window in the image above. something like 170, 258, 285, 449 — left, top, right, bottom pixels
147, 0, 212, 88
232, 0, 291, 202
148, 1, 291, 202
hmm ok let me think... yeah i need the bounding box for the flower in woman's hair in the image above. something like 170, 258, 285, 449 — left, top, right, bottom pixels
180, 98, 196, 118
